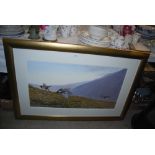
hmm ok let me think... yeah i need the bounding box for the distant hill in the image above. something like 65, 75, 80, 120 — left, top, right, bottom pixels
71, 69, 127, 102
30, 81, 90, 92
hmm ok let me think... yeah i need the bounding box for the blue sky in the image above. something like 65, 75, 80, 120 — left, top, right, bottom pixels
27, 61, 123, 85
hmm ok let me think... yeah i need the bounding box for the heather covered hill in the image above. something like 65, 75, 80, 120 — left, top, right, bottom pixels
71, 69, 127, 102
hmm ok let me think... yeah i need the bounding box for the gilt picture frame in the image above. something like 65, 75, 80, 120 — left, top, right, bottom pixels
3, 38, 150, 120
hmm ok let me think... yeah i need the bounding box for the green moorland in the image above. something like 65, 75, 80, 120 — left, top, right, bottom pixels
29, 85, 115, 109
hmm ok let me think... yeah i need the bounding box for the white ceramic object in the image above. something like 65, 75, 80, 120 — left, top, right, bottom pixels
88, 26, 108, 40
125, 34, 133, 43
114, 36, 125, 48
124, 34, 133, 48
132, 32, 141, 45
103, 36, 111, 42
70, 25, 79, 36
79, 31, 110, 47
60, 25, 72, 38
112, 25, 123, 34
43, 25, 58, 41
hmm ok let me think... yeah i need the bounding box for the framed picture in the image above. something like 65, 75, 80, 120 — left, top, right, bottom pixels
3, 38, 150, 120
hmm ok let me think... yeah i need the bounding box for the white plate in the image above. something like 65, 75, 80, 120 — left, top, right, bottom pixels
79, 32, 110, 47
